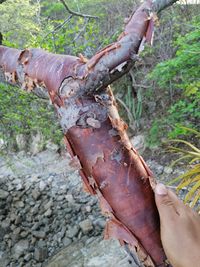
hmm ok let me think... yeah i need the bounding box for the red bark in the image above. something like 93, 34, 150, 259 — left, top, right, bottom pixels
0, 0, 178, 266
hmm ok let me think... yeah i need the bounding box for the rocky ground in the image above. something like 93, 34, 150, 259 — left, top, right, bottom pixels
0, 147, 185, 267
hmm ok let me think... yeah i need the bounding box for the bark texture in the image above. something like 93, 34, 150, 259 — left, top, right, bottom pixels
0, 0, 178, 266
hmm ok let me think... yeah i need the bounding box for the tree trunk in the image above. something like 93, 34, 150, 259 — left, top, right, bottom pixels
0, 0, 178, 266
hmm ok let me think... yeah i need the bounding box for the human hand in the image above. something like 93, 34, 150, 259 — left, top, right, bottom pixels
155, 183, 200, 267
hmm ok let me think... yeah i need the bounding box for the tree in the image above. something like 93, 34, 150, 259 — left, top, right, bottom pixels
0, 0, 178, 266
0, 0, 41, 47
0, 0, 6, 45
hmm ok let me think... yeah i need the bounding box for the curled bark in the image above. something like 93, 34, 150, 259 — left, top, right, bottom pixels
0, 0, 178, 266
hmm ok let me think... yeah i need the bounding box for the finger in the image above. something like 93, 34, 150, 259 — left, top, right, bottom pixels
155, 183, 180, 220
167, 188, 185, 212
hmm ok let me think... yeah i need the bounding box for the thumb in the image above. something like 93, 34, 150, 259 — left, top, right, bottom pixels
155, 183, 179, 220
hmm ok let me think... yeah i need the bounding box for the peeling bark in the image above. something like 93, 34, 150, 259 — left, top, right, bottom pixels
0, 0, 179, 266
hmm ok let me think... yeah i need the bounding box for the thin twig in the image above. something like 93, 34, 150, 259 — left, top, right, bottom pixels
73, 18, 89, 43
59, 0, 98, 19
133, 84, 150, 89
42, 15, 72, 41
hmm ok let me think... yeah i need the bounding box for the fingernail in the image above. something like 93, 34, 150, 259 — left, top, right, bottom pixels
155, 183, 167, 195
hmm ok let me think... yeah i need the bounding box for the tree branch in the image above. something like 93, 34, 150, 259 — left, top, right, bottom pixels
153, 0, 178, 13
0, 1, 179, 266
59, 0, 99, 19
76, 0, 179, 93
42, 15, 73, 41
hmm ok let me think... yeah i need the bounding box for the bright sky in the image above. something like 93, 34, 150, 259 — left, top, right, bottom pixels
178, 0, 200, 3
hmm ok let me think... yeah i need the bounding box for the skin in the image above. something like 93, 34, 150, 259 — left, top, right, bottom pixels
155, 183, 200, 267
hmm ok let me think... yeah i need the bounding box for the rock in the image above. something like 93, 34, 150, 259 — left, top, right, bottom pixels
155, 165, 164, 175
16, 182, 24, 191
0, 146, 144, 267
30, 174, 40, 183
62, 237, 72, 247
32, 189, 41, 200
0, 251, 10, 267
85, 205, 91, 213
32, 231, 46, 239
46, 238, 133, 267
94, 218, 106, 229
12, 178, 22, 185
66, 226, 79, 238
0, 200, 6, 209
164, 166, 173, 174
12, 239, 29, 258
44, 225, 50, 234
65, 194, 74, 204
11, 233, 20, 243
30, 204, 41, 215
31, 222, 42, 231
56, 226, 66, 242
146, 160, 164, 176
14, 200, 25, 208
37, 240, 47, 248
30, 131, 44, 155
20, 231, 29, 238
39, 180, 47, 191
0, 138, 6, 150
31, 237, 37, 245
13, 227, 21, 235
64, 207, 72, 214
24, 253, 32, 262
45, 141, 59, 152
44, 208, 52, 217
1, 219, 10, 232
0, 189, 9, 199
131, 134, 145, 153
79, 219, 93, 234
34, 247, 48, 262
44, 200, 53, 211
0, 208, 7, 216
57, 195, 64, 201
16, 134, 27, 151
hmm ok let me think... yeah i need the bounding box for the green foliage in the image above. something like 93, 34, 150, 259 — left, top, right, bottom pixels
125, 86, 143, 130
149, 17, 200, 90
0, 0, 199, 152
167, 94, 200, 138
0, 83, 62, 150
0, 0, 41, 47
146, 120, 166, 148
39, 0, 122, 56
148, 16, 200, 142
168, 127, 200, 209
0, 0, 132, 150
